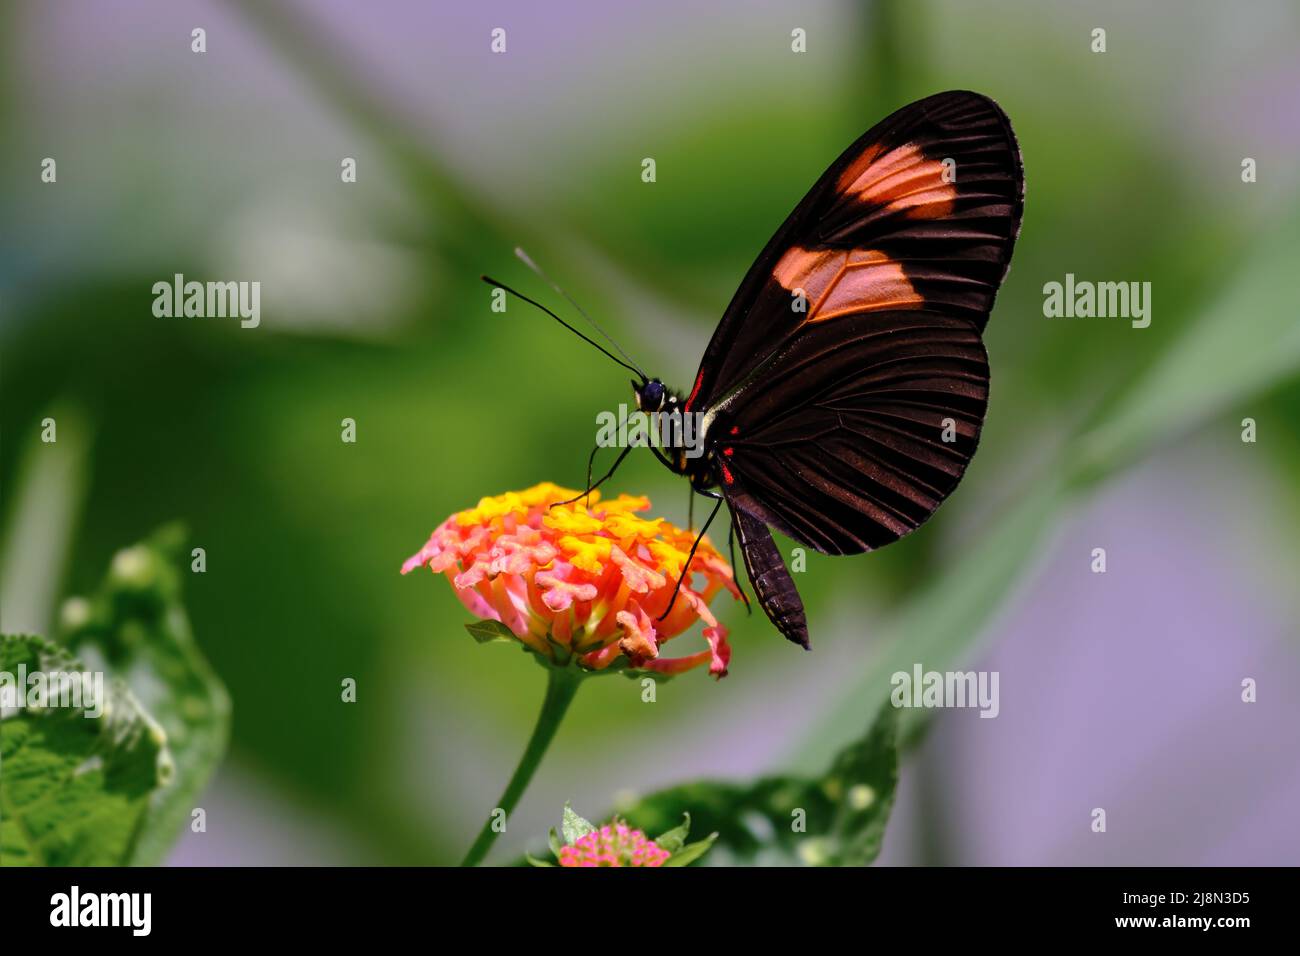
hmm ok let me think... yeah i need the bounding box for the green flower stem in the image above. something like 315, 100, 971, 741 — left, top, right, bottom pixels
460, 664, 583, 867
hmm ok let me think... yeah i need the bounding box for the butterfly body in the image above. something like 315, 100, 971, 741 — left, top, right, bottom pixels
637, 91, 1024, 649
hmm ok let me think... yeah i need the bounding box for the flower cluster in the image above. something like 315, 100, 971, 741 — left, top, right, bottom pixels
558, 822, 671, 868
401, 483, 740, 677
533, 805, 716, 868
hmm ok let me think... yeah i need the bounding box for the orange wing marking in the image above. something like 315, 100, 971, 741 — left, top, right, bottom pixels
834, 142, 956, 219
773, 246, 922, 322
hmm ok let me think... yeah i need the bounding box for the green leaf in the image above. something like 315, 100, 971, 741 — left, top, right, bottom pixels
525, 852, 555, 867
0, 634, 172, 866
654, 813, 691, 854
57, 525, 230, 866
548, 826, 564, 859
612, 704, 899, 866
664, 833, 717, 867
819, 705, 900, 864
560, 801, 597, 845
464, 619, 517, 645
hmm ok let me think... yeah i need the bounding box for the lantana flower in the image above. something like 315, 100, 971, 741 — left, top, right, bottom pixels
401, 482, 740, 678
560, 823, 671, 867
403, 482, 740, 867
530, 804, 717, 868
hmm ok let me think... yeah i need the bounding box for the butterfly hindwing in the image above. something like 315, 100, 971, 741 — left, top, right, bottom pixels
715, 310, 988, 554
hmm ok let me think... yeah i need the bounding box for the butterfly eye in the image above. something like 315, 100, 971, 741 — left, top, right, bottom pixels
639, 380, 665, 410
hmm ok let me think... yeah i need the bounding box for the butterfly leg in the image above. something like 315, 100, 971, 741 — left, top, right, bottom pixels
656, 497, 722, 622
647, 445, 677, 472
687, 489, 747, 609
551, 444, 632, 509
582, 442, 600, 508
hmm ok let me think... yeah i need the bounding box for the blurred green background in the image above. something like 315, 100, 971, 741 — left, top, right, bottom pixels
3, 0, 1299, 864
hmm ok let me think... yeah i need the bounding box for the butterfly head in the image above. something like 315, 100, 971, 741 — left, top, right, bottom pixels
632, 378, 668, 413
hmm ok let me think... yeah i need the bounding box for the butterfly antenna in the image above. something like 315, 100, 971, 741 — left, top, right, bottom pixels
479, 275, 645, 380
513, 247, 648, 382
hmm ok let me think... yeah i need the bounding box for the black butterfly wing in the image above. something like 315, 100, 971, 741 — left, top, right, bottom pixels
683, 90, 1023, 418
693, 91, 1022, 561
716, 309, 988, 555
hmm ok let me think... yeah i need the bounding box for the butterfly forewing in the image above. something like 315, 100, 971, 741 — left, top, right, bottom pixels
687, 90, 1021, 415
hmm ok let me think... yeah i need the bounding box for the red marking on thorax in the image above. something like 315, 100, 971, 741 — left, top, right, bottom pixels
720, 462, 735, 484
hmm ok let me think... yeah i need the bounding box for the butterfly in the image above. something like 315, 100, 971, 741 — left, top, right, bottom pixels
488, 90, 1024, 649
